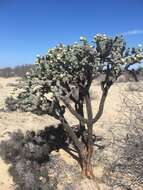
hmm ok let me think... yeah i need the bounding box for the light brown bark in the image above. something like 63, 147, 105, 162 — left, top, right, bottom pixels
80, 144, 94, 179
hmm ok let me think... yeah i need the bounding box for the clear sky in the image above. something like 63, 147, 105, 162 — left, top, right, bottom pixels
0, 0, 143, 68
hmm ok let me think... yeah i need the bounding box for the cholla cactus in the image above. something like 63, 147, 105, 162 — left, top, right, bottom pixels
5, 34, 143, 179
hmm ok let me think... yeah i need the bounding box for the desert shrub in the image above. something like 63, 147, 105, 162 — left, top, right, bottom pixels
118, 94, 143, 187
102, 92, 143, 190
5, 97, 18, 111
126, 83, 143, 92
120, 132, 143, 184
0, 124, 70, 190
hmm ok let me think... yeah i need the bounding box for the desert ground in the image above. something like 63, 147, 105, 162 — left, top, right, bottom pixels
0, 77, 143, 190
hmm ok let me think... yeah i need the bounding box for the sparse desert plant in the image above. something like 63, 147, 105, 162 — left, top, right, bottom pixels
102, 89, 143, 190
5, 34, 143, 179
5, 96, 18, 111
0, 130, 51, 190
0, 124, 71, 190
126, 82, 143, 92
119, 91, 143, 186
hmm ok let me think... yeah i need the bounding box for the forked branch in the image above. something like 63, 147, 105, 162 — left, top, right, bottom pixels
62, 98, 88, 124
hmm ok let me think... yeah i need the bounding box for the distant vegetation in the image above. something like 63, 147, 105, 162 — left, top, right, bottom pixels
0, 64, 34, 78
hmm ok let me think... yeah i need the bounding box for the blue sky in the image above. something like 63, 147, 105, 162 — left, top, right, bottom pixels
0, 0, 143, 68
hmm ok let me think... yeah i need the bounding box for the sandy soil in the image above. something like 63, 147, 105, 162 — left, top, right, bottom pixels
0, 77, 142, 190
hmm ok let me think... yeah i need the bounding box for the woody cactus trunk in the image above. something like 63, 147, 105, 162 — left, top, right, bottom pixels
5, 34, 143, 178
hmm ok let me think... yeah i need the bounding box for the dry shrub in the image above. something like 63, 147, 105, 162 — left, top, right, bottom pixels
0, 125, 70, 190
126, 82, 143, 92
102, 89, 143, 190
